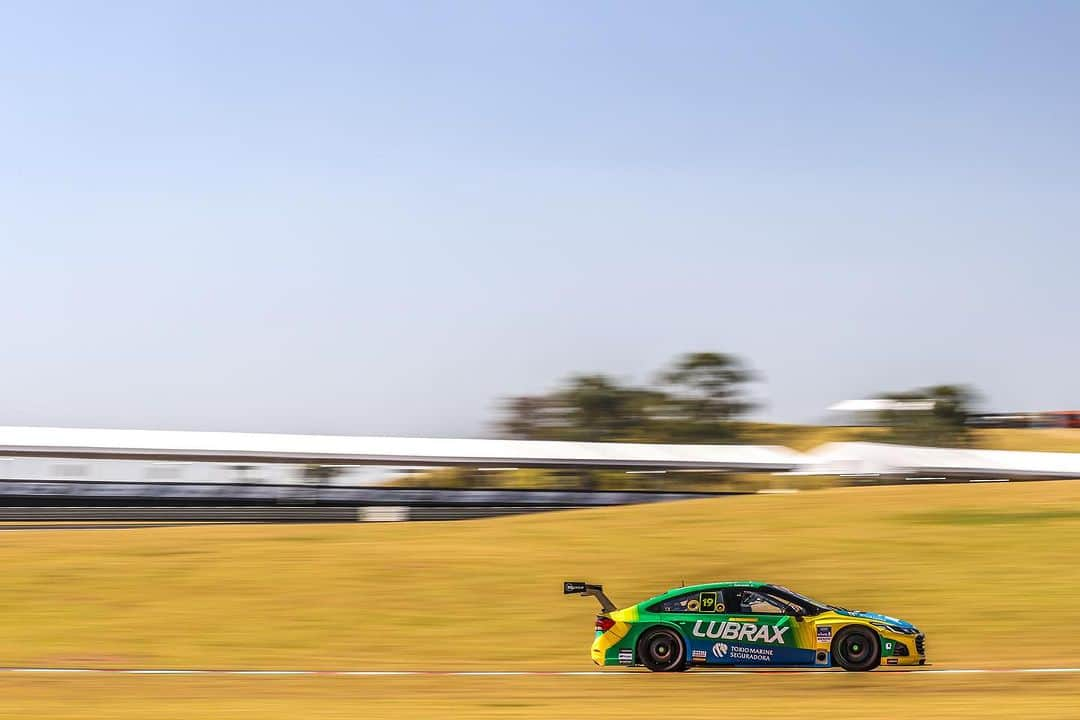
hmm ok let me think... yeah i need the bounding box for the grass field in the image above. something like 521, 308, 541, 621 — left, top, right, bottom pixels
747, 424, 1080, 452
2, 480, 1080, 717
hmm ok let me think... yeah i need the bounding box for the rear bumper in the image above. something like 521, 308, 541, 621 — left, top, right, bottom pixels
591, 622, 632, 666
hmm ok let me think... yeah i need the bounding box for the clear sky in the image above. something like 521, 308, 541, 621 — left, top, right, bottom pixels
2, 1, 1078, 437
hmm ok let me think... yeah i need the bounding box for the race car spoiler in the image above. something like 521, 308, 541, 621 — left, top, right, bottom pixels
563, 581, 616, 612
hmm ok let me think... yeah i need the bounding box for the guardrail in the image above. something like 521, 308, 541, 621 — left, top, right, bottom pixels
0, 478, 732, 508
0, 505, 573, 523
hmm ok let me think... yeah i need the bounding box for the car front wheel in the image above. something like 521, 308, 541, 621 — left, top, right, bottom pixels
637, 627, 686, 672
831, 626, 881, 671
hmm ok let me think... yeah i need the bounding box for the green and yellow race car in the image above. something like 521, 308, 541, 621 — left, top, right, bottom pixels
565, 580, 925, 671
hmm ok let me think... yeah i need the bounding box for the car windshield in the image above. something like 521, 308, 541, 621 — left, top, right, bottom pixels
769, 585, 831, 613
737, 590, 787, 614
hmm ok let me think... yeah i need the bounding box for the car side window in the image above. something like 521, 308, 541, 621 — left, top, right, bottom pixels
734, 590, 786, 614
654, 590, 725, 613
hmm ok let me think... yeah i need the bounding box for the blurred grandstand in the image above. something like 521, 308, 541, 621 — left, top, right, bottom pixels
967, 411, 1080, 429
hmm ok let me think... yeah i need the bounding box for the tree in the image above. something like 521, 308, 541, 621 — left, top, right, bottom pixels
874, 384, 979, 446
499, 395, 565, 441
925, 384, 979, 428
656, 352, 757, 442
554, 374, 664, 442
499, 374, 661, 443
498, 353, 759, 445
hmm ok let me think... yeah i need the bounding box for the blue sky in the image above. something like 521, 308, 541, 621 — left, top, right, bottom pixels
1, 1, 1078, 436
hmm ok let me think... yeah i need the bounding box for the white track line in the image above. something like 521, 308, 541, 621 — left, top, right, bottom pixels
0, 667, 1078, 677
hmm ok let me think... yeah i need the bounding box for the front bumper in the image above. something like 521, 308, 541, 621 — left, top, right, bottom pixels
881, 633, 927, 666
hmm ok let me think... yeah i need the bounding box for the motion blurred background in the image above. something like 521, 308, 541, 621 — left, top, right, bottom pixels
1, 1, 1078, 717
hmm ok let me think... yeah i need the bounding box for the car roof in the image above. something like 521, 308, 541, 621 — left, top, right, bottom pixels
642, 581, 768, 604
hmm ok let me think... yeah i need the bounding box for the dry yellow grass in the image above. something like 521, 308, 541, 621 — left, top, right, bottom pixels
0, 482, 1079, 671
4, 481, 1080, 717
738, 422, 883, 450
975, 428, 1080, 452
744, 423, 1080, 452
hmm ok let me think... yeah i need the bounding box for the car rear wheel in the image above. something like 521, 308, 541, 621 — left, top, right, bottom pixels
832, 626, 881, 671
637, 627, 685, 672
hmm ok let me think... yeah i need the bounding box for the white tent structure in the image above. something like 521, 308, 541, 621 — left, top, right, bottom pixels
827, 399, 936, 413
801, 442, 1080, 479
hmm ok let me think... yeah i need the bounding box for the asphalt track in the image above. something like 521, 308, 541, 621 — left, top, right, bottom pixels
0, 666, 1077, 676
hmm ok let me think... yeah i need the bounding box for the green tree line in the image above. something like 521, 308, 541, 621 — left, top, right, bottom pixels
499, 352, 758, 444
498, 351, 979, 447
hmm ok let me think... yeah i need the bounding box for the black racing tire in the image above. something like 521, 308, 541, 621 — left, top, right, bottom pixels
832, 626, 881, 672
637, 627, 686, 672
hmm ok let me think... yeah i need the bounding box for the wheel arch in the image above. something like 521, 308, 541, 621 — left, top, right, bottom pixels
634, 621, 690, 648
634, 621, 691, 669
830, 622, 884, 671
832, 621, 885, 651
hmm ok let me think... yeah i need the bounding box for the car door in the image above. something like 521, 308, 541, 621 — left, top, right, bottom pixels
713, 588, 816, 666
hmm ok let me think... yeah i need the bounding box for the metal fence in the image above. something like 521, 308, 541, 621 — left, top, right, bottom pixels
0, 505, 575, 523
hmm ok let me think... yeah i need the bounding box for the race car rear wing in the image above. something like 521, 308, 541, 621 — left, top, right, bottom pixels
563, 581, 616, 612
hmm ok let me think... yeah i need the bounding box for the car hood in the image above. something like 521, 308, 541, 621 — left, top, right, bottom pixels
833, 609, 916, 630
